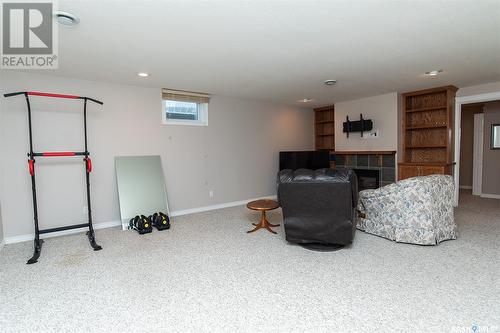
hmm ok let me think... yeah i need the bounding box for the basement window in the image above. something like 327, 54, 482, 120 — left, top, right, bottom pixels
162, 89, 210, 126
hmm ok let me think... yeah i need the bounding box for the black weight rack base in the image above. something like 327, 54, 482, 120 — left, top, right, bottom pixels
4, 91, 104, 264
27, 239, 44, 265
27, 226, 103, 265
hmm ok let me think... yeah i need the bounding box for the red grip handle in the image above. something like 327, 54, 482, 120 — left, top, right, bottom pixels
42, 152, 76, 157
86, 158, 92, 173
27, 91, 79, 99
28, 159, 34, 176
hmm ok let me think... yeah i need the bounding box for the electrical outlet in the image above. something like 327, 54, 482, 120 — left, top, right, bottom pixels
363, 130, 379, 139
209, 190, 214, 198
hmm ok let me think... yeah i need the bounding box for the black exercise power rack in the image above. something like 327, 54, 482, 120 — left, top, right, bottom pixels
3, 91, 103, 264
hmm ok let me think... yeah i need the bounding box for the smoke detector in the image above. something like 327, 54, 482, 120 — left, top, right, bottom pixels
54, 11, 80, 26
324, 79, 337, 86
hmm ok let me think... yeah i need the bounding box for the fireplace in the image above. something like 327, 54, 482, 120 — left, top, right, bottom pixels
352, 168, 380, 191
332, 151, 395, 190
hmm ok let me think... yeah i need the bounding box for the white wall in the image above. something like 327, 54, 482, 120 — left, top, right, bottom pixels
0, 72, 313, 239
457, 81, 500, 97
334, 93, 398, 151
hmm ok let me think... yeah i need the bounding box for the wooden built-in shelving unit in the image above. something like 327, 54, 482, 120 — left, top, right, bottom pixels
399, 85, 458, 180
314, 105, 335, 150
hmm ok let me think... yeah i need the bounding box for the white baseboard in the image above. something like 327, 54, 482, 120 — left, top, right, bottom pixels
4, 220, 122, 245
480, 193, 500, 199
5, 195, 278, 245
459, 185, 472, 189
170, 195, 277, 217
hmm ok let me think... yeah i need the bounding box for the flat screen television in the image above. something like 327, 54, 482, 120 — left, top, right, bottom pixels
279, 151, 330, 171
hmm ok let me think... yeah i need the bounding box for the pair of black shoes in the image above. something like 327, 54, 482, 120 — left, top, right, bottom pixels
129, 212, 170, 235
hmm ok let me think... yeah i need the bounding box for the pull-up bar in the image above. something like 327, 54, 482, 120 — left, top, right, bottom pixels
3, 90, 103, 264
4, 91, 103, 105
33, 151, 87, 157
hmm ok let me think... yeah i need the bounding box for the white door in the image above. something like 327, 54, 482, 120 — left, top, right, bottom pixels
472, 113, 484, 196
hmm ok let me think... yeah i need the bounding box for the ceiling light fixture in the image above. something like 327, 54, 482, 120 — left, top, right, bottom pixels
137, 72, 150, 77
54, 11, 80, 26
425, 69, 443, 76
298, 98, 313, 103
324, 79, 337, 86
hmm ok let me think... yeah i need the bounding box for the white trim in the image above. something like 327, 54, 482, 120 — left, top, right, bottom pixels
170, 195, 277, 217
161, 100, 208, 126
454, 90, 500, 206
472, 113, 484, 195
162, 119, 208, 127
480, 193, 500, 199
459, 185, 472, 189
0, 238, 5, 252
4, 220, 122, 245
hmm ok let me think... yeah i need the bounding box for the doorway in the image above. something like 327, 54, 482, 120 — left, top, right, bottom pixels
455, 93, 500, 204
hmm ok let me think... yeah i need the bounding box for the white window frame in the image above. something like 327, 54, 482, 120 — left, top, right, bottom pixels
161, 99, 209, 126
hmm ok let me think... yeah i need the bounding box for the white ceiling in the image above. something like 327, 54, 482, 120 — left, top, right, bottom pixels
31, 1, 500, 106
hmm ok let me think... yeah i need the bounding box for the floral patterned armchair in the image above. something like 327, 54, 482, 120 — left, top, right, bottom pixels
356, 174, 457, 245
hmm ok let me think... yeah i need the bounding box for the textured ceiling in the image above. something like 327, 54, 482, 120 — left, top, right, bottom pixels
12, 0, 500, 106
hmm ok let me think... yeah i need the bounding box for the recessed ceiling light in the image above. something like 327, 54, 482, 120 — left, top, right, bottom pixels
54, 11, 80, 26
425, 69, 443, 76
137, 72, 150, 77
324, 79, 337, 86
298, 98, 313, 103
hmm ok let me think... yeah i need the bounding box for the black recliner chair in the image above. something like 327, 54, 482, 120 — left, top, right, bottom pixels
277, 168, 358, 250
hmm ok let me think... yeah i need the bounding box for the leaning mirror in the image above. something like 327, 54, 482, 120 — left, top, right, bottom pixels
492, 124, 500, 149
115, 155, 170, 230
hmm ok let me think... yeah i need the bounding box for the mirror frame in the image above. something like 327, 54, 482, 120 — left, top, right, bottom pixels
491, 124, 500, 150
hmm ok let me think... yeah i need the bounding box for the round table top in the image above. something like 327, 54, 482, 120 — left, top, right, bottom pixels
246, 199, 279, 211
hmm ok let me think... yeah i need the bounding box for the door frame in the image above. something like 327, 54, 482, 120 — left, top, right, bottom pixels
472, 113, 484, 195
454, 91, 500, 205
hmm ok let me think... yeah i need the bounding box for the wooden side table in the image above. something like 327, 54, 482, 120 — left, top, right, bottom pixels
246, 199, 280, 234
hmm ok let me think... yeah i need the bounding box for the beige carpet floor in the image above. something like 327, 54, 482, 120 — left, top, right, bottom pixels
0, 190, 499, 332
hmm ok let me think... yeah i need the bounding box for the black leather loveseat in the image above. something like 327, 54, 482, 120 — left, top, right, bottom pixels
277, 168, 358, 250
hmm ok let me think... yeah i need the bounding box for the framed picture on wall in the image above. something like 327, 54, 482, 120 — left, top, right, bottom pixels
491, 124, 500, 149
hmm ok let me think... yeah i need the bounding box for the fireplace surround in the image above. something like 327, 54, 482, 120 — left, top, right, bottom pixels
331, 151, 396, 189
